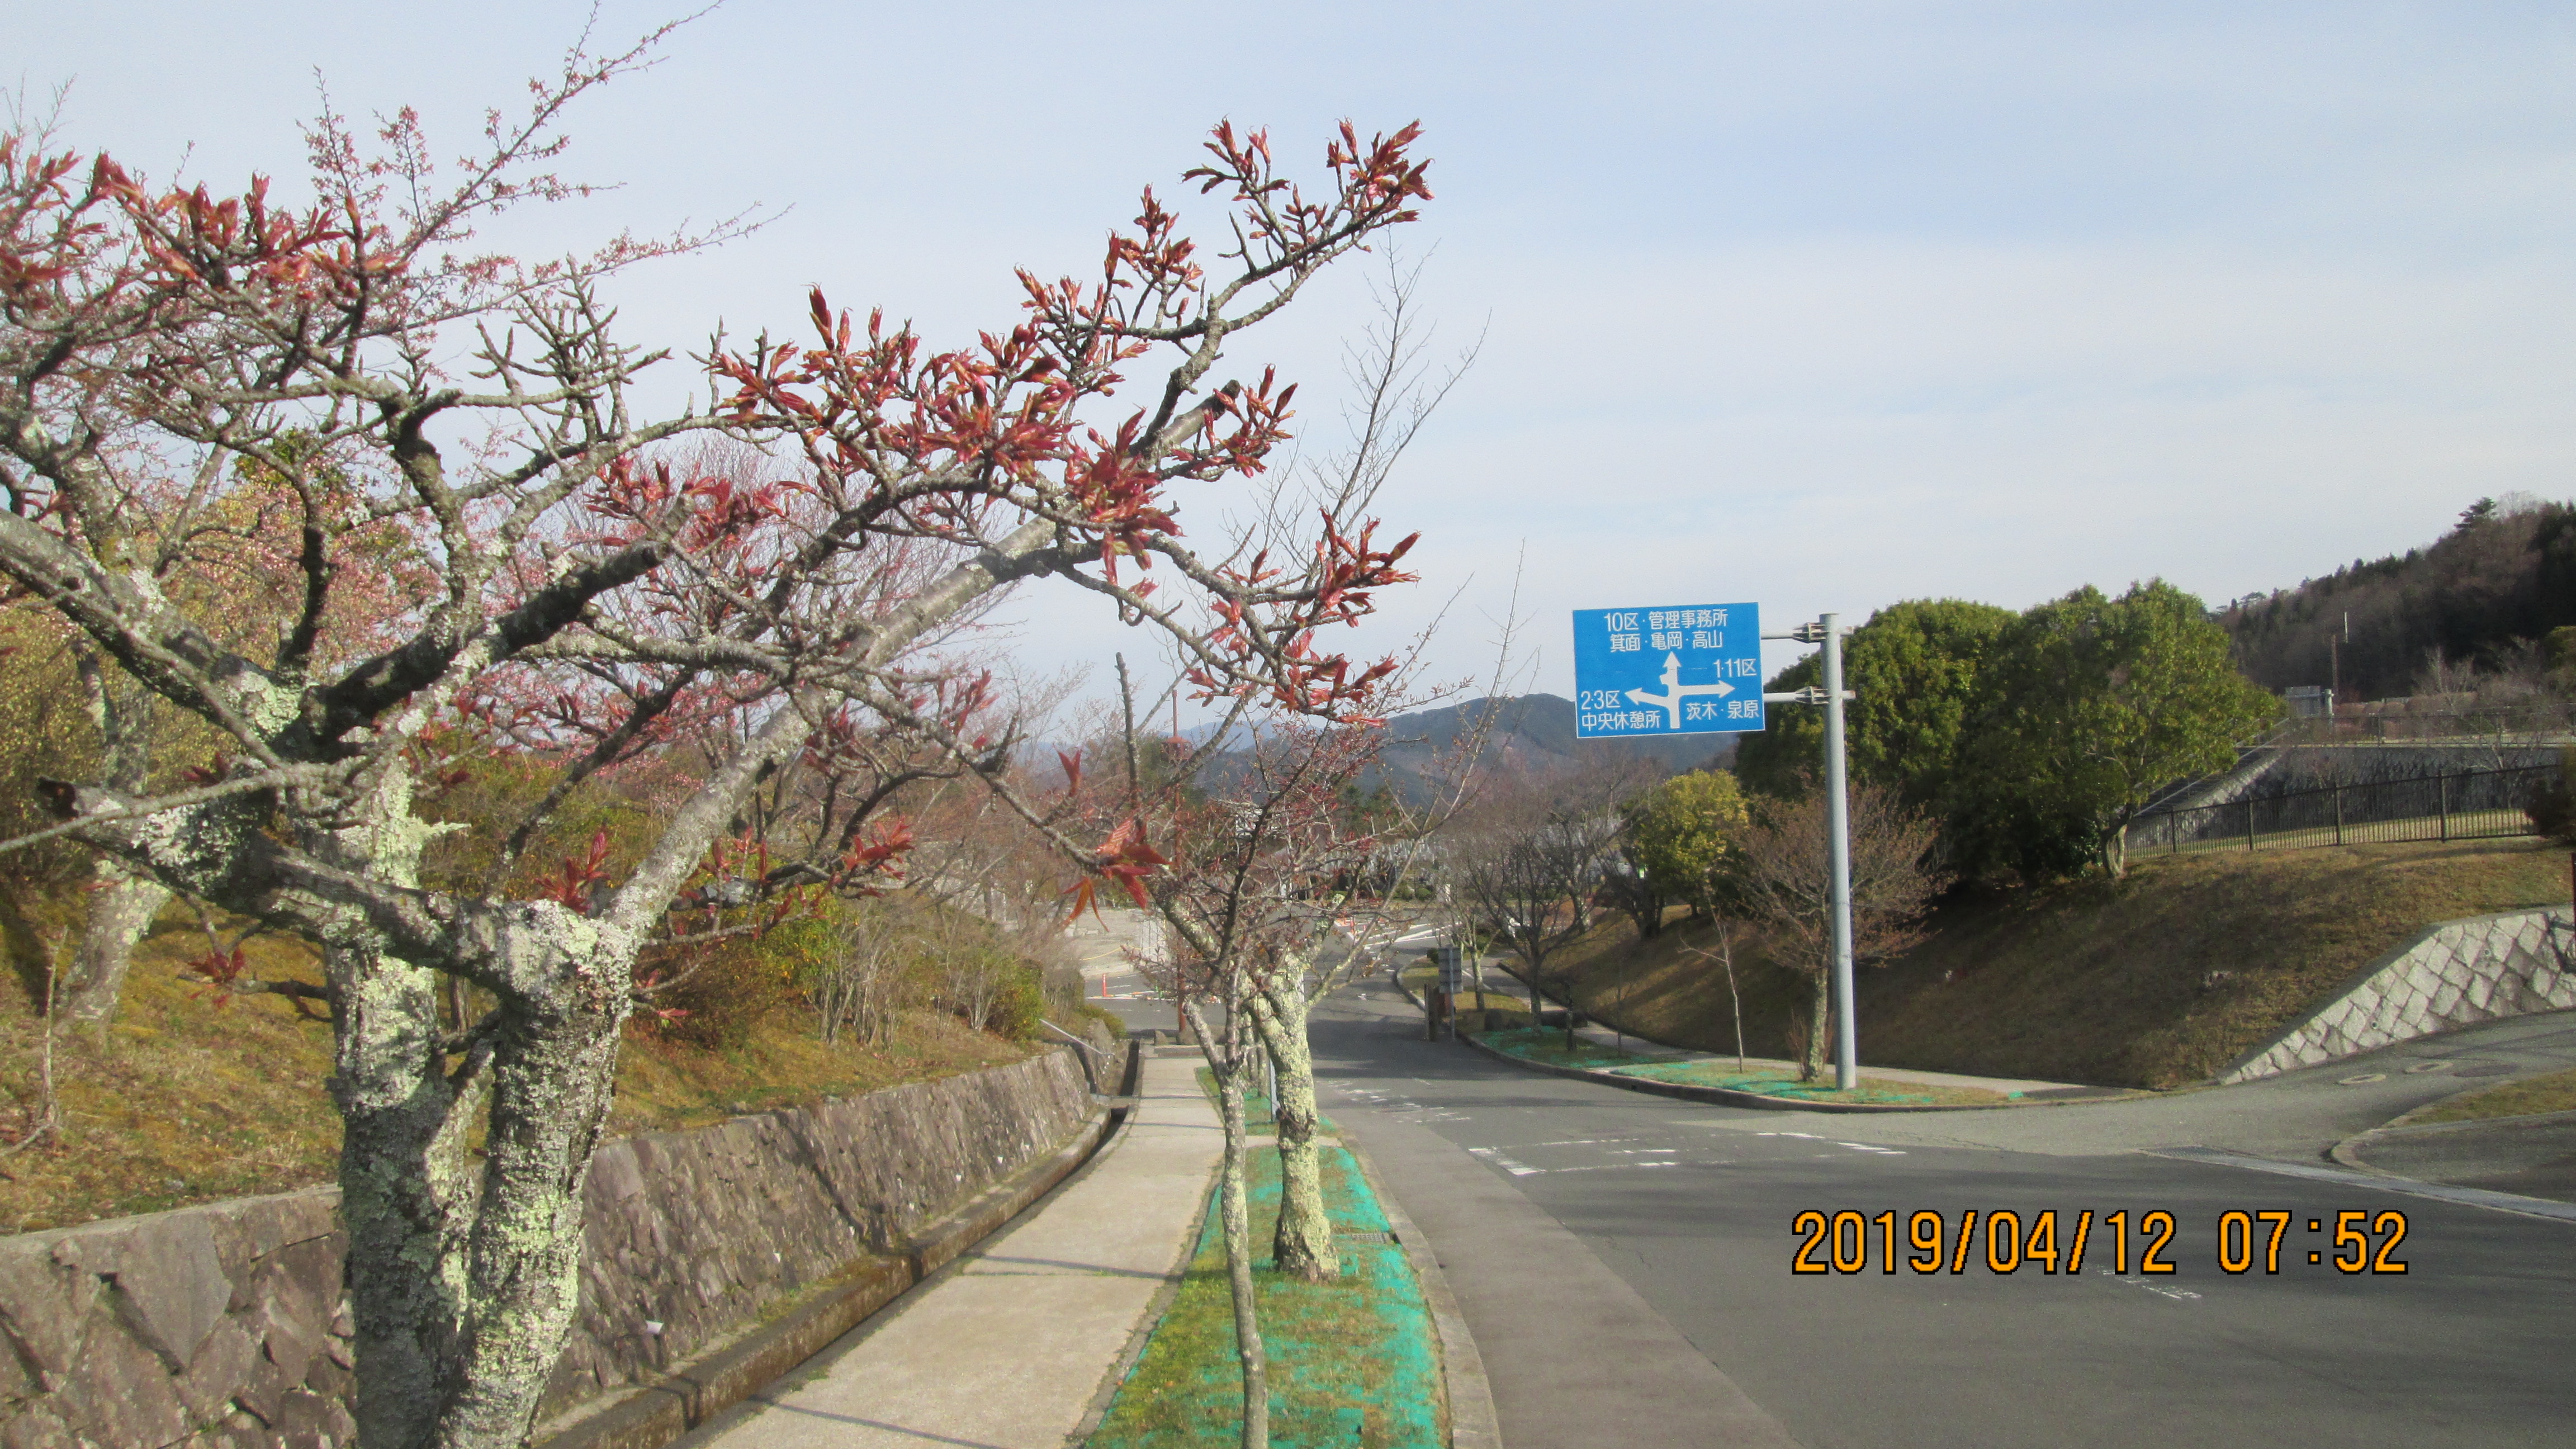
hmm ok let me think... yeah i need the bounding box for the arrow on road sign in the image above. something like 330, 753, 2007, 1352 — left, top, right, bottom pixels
1625, 651, 1735, 728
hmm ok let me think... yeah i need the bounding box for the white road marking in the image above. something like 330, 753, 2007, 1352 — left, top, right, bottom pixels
1466, 1146, 1542, 1176
1759, 1131, 1904, 1156
2099, 1270, 2202, 1302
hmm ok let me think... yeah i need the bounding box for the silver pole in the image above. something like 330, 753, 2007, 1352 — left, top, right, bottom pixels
1821, 613, 1857, 1092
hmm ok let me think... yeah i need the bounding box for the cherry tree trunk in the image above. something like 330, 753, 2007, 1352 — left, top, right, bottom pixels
437, 986, 626, 1447
62, 660, 168, 1026
59, 861, 168, 1024
1254, 986, 1338, 1282
1801, 968, 1831, 1083
307, 773, 635, 1449
1187, 1000, 1268, 1448
332, 926, 630, 1449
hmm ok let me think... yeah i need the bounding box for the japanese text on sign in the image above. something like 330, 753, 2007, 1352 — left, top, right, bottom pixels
1571, 602, 1765, 738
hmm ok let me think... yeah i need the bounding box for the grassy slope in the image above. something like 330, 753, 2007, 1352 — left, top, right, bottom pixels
2407, 1067, 2576, 1125
1565, 837, 2569, 1090
0, 911, 1035, 1234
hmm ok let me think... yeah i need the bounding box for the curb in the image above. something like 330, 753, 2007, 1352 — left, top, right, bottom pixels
2331, 1105, 2576, 1173
1454, 1028, 2052, 1115
537, 1041, 1147, 1449
1398, 960, 2108, 1115
1340, 1135, 1504, 1449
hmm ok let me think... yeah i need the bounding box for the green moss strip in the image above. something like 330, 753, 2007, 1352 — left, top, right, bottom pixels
1473, 1026, 2010, 1106
1470, 1025, 1668, 1069
1087, 1143, 1445, 1448
1194, 1066, 1276, 1130
1604, 1059, 2010, 1105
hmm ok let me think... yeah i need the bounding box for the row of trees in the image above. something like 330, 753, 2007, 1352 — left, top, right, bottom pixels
1736, 583, 2278, 879
1441, 758, 1941, 1082
0, 21, 1439, 1447
1431, 581, 2278, 1081
2225, 495, 2576, 702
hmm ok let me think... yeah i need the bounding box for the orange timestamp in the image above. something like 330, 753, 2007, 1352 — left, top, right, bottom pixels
1791, 1208, 2411, 1276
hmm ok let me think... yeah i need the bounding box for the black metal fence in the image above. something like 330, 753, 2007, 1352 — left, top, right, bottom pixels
2264, 701, 2576, 745
2123, 764, 2559, 857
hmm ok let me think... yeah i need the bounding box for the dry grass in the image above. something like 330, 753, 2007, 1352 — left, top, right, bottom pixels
1561, 837, 2570, 1090
2406, 1067, 2576, 1126
0, 905, 1035, 1233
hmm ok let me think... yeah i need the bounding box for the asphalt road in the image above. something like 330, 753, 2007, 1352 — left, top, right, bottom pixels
1312, 982, 2576, 1449
1060, 907, 1180, 1037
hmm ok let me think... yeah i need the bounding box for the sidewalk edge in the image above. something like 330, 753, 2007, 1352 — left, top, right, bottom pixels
1068, 1049, 1225, 1445
537, 1040, 1145, 1449
1341, 1135, 1503, 1449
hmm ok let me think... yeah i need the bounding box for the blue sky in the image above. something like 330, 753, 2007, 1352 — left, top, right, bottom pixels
18, 2, 2576, 713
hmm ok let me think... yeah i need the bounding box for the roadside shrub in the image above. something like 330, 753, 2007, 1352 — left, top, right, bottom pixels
938, 944, 1033, 1037
2526, 746, 2576, 844
795, 899, 925, 1047
984, 960, 1046, 1043
641, 932, 799, 1051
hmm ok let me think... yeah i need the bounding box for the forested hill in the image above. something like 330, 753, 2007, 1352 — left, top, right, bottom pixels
1367, 694, 1730, 803
2222, 498, 2576, 700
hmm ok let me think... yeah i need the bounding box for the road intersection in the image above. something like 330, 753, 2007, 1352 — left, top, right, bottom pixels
1313, 977, 2576, 1448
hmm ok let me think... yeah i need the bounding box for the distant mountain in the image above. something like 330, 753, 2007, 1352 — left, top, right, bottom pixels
1042, 693, 1734, 806
1367, 693, 1733, 804
2222, 497, 2576, 699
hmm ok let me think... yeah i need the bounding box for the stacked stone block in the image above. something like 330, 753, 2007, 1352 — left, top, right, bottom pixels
2219, 908, 2576, 1082
0, 1047, 1091, 1448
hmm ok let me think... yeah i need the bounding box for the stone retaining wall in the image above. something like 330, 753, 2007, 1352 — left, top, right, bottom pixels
0, 1046, 1093, 1448
2219, 908, 2576, 1083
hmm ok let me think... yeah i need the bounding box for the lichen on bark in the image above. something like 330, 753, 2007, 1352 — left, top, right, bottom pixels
1252, 981, 1338, 1282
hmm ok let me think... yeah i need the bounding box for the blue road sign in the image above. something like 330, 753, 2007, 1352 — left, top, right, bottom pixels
1571, 602, 1765, 739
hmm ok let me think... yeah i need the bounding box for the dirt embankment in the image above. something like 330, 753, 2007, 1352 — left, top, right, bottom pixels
1566, 838, 2570, 1090
0, 903, 1043, 1233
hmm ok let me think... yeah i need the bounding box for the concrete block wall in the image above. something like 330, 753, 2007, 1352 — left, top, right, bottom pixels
2220, 908, 2576, 1082
0, 1046, 1092, 1448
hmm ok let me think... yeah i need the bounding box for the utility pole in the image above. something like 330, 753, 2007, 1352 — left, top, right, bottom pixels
1821, 615, 1857, 1092
1761, 615, 1858, 1091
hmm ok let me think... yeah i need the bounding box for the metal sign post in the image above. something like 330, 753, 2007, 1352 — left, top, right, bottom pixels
1434, 946, 1465, 1038
1573, 604, 1857, 1091
1758, 616, 1858, 1092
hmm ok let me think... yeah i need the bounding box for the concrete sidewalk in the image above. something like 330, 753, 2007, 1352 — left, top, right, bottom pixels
684, 1052, 1221, 1448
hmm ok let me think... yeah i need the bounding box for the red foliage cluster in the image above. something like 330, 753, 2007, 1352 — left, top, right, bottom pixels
539, 830, 613, 912
708, 121, 1433, 729
183, 943, 250, 1008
